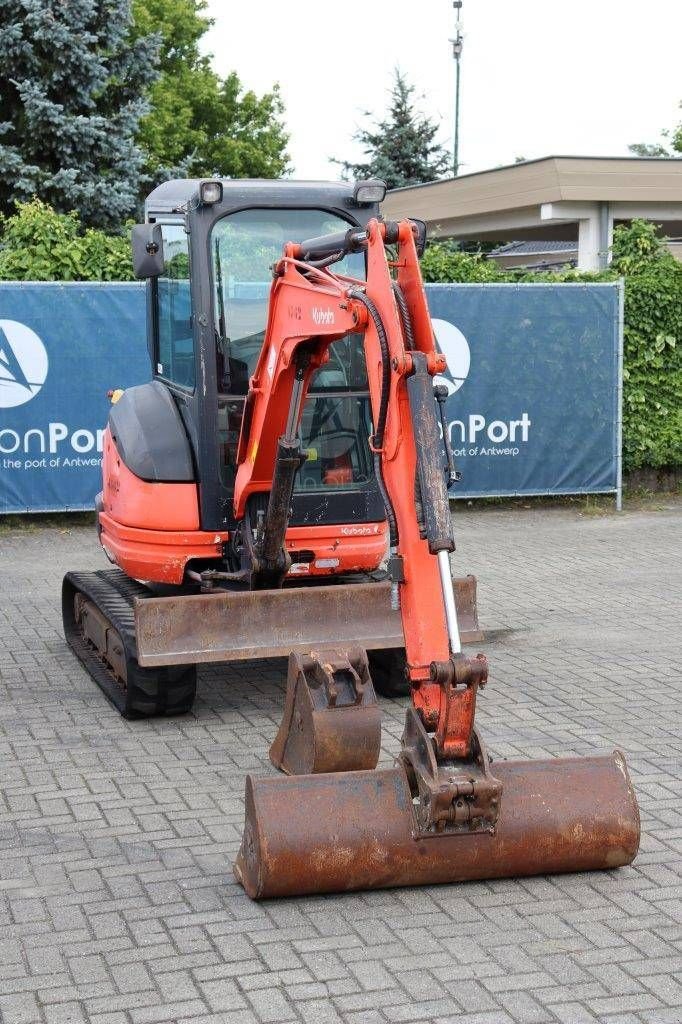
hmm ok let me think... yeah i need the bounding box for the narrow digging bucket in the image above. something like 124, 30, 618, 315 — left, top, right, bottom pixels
234, 752, 640, 899
269, 649, 381, 775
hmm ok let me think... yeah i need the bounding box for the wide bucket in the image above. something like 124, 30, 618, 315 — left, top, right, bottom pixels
234, 753, 640, 899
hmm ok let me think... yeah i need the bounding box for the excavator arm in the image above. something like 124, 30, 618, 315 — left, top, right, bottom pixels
232, 218, 487, 762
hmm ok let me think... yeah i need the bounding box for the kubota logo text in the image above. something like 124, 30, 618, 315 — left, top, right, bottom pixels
312, 307, 335, 326
0, 320, 49, 408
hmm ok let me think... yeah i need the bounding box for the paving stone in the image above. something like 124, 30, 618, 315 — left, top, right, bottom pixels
129, 1000, 207, 1024
197, 978, 246, 1012
285, 982, 329, 1001
638, 973, 682, 1006
348, 960, 396, 991
42, 1002, 88, 1024
496, 990, 556, 1023
297, 998, 345, 1023
587, 992, 665, 1014
0, 993, 42, 1024
450, 980, 500, 1013
244, 987, 296, 1022
109, 962, 154, 995
344, 1013, 386, 1024
436, 1015, 515, 1024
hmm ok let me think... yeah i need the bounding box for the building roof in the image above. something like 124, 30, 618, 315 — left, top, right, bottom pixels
382, 155, 682, 230
387, 154, 682, 194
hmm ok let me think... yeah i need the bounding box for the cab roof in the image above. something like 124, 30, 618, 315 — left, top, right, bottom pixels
145, 178, 360, 217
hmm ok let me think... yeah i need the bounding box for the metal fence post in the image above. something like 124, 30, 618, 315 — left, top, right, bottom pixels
616, 278, 625, 511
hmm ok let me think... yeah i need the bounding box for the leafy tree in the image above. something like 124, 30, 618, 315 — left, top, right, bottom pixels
133, 0, 207, 71
131, 0, 290, 182
0, 199, 133, 280
0, 0, 159, 229
628, 142, 674, 158
336, 69, 450, 189
629, 102, 682, 158
672, 123, 682, 153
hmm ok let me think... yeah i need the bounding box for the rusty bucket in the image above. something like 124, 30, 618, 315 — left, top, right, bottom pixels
234, 748, 640, 899
269, 649, 381, 775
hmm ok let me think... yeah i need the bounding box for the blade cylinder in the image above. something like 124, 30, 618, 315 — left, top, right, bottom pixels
234, 753, 640, 899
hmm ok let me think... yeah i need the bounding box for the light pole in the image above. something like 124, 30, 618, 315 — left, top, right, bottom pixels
450, 1, 464, 177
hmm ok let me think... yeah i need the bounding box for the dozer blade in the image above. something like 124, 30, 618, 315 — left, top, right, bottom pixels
269, 649, 381, 775
235, 722, 640, 899
133, 575, 482, 667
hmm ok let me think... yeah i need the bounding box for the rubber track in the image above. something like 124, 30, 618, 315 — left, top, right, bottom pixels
62, 569, 196, 719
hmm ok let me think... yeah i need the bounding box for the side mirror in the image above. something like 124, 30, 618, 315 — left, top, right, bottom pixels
409, 219, 428, 258
131, 223, 164, 279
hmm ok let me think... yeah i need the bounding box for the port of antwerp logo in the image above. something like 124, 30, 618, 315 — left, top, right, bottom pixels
432, 318, 470, 396
0, 320, 49, 408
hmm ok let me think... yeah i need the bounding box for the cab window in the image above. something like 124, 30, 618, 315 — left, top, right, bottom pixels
212, 207, 374, 499
156, 224, 194, 389
211, 208, 367, 395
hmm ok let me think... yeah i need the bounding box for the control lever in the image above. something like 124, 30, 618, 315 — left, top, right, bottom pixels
433, 384, 461, 486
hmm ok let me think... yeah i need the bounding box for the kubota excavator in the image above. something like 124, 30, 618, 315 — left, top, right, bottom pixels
63, 179, 481, 719
63, 178, 639, 898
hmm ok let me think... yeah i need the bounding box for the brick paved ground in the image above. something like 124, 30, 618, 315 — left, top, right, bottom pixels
0, 499, 680, 1024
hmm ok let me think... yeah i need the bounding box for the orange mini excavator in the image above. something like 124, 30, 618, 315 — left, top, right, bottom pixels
63, 179, 639, 898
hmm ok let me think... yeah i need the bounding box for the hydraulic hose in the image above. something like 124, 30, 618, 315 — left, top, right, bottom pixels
391, 282, 415, 351
302, 250, 345, 270
389, 282, 420, 552
349, 288, 398, 546
373, 452, 398, 548
349, 289, 390, 449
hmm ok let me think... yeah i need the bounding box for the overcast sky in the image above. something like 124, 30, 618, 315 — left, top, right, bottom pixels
204, 0, 681, 180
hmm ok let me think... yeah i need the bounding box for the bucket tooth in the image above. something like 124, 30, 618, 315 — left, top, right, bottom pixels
269, 648, 382, 775
236, 709, 640, 899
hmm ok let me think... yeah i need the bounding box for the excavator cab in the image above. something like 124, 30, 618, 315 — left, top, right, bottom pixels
143, 181, 383, 548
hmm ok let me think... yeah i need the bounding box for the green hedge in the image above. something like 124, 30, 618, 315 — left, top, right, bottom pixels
421, 221, 681, 471
1, 204, 679, 470
0, 199, 133, 281
612, 223, 681, 471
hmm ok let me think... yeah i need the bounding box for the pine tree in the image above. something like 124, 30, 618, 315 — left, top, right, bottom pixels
0, 0, 160, 229
336, 69, 450, 190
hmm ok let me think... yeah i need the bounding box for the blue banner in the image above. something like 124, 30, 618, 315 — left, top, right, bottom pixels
0, 281, 621, 513
428, 283, 621, 498
0, 283, 148, 512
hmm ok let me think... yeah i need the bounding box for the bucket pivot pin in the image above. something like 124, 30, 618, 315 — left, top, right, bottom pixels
400, 706, 502, 836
